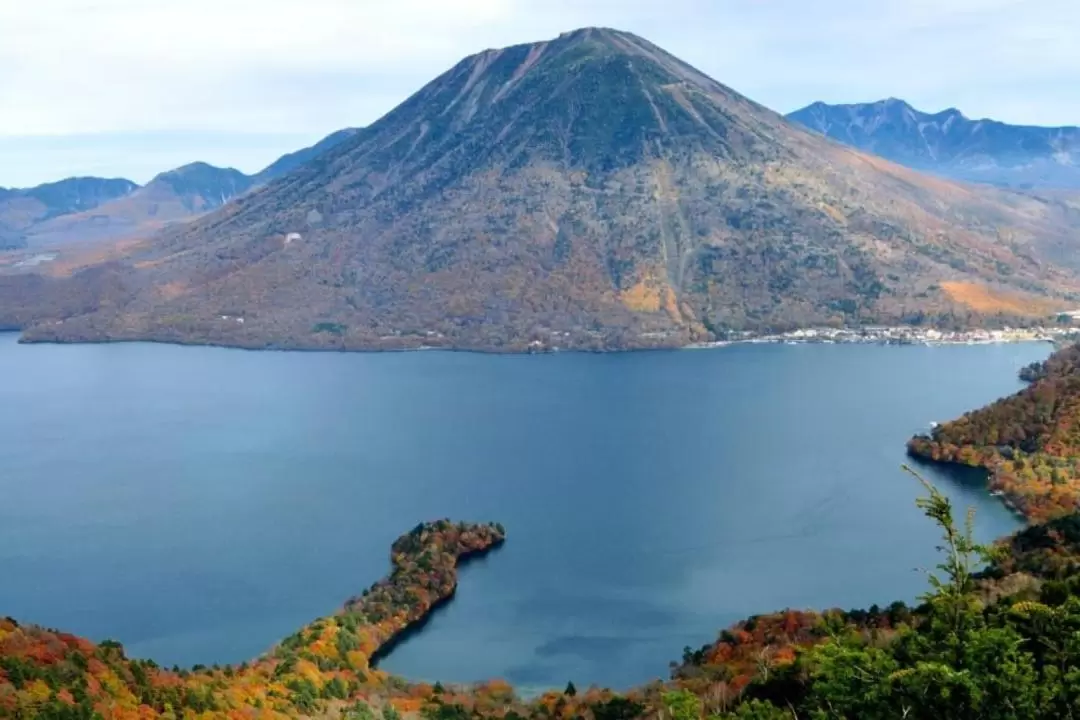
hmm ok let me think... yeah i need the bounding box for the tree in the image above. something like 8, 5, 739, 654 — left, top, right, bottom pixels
721, 699, 792, 719
904, 464, 997, 640
591, 697, 644, 720
345, 702, 376, 720
564, 681, 577, 697
662, 690, 701, 720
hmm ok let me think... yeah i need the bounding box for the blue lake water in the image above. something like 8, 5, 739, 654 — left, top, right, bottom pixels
0, 334, 1047, 691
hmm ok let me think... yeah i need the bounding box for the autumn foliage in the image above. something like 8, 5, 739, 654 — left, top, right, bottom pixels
908, 342, 1080, 522
0, 520, 505, 719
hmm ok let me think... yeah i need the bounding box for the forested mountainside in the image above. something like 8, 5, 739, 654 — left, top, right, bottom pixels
787, 99, 1080, 189
253, 128, 363, 184
9, 478, 1080, 719
909, 341, 1080, 521
8, 28, 1080, 352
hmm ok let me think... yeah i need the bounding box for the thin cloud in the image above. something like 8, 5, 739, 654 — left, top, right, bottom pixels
0, 0, 1077, 185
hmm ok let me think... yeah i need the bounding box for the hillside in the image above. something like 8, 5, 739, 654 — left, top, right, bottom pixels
0, 177, 138, 248
788, 99, 1080, 189
21, 163, 256, 248
909, 341, 1080, 521
0, 130, 360, 251
11, 28, 1080, 351
254, 127, 363, 183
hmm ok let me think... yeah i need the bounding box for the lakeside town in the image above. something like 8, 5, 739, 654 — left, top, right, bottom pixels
690, 325, 1080, 349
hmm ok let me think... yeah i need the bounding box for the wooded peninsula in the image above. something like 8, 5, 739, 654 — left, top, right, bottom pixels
11, 345, 1080, 719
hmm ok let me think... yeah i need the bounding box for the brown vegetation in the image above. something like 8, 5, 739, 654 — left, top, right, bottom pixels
5, 29, 1080, 352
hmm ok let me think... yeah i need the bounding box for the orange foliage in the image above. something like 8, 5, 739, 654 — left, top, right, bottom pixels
940, 281, 1064, 316
909, 342, 1080, 523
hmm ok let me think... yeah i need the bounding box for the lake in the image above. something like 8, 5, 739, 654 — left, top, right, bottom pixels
0, 335, 1047, 691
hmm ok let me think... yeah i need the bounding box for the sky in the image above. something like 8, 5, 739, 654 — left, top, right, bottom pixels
1, 0, 1077, 188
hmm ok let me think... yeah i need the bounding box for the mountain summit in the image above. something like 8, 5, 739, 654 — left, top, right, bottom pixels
16, 29, 1080, 351
787, 99, 1080, 188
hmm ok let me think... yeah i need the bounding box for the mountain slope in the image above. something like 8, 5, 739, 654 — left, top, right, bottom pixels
17, 28, 1080, 351
4, 133, 362, 249
788, 99, 1080, 188
22, 163, 255, 247
254, 127, 363, 183
0, 177, 138, 248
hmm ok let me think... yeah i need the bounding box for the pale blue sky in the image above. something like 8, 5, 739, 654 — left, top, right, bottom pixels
1, 0, 1077, 187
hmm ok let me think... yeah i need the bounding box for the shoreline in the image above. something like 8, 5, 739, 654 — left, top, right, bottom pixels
2, 349, 1073, 716
0, 520, 509, 717
687, 325, 1075, 350
907, 450, 1032, 522
905, 341, 1080, 525
6, 323, 1075, 356
907, 442, 1039, 524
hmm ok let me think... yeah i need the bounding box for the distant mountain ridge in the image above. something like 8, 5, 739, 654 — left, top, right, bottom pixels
786, 99, 1080, 188
152, 162, 255, 211
0, 177, 138, 248
14, 27, 1080, 352
0, 129, 360, 249
22, 163, 258, 247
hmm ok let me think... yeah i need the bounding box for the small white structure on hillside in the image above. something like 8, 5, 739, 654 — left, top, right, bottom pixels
285, 232, 302, 245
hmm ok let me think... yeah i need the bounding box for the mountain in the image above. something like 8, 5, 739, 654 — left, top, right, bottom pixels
13, 28, 1080, 351
2, 130, 362, 249
254, 127, 362, 183
0, 177, 138, 248
21, 162, 256, 247
787, 99, 1080, 188
150, 162, 254, 209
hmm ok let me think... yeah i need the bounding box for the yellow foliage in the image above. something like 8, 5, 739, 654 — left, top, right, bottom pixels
311, 624, 338, 659
99, 667, 136, 703
620, 279, 663, 313
618, 268, 684, 323
348, 649, 370, 670
26, 678, 52, 703
295, 658, 324, 687
663, 286, 682, 322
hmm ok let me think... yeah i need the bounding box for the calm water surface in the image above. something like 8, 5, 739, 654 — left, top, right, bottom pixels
0, 335, 1047, 690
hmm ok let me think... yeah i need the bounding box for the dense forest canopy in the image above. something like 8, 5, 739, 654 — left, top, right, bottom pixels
909, 342, 1080, 521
